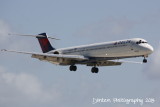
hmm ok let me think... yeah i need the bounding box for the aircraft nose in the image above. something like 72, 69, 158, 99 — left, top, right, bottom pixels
147, 44, 154, 54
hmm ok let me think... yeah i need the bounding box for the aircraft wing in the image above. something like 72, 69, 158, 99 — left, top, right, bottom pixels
1, 49, 88, 65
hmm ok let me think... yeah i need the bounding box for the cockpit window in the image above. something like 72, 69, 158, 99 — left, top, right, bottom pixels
136, 40, 147, 44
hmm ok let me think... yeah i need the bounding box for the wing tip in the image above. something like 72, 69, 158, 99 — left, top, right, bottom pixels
1, 49, 7, 52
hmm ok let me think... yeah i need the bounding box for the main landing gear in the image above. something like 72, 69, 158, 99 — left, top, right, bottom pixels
91, 67, 99, 73
69, 65, 77, 71
69, 65, 99, 73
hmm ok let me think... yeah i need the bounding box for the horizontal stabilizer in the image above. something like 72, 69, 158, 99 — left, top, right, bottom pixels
8, 33, 60, 40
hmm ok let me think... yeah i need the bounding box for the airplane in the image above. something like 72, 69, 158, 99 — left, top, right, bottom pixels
1, 33, 154, 73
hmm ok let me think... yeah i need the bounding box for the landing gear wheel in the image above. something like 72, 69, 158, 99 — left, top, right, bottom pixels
72, 66, 77, 71
69, 65, 77, 71
91, 67, 99, 73
143, 59, 147, 63
95, 68, 99, 73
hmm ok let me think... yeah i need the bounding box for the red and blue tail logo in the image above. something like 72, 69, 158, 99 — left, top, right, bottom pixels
37, 33, 55, 53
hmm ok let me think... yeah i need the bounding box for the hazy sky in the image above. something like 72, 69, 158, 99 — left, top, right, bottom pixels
0, 0, 160, 107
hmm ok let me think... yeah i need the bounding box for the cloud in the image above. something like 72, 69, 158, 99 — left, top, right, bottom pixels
0, 19, 37, 51
142, 45, 160, 107
0, 20, 61, 107
142, 84, 160, 107
143, 45, 160, 79
74, 17, 135, 43
0, 66, 60, 107
144, 88, 160, 107
0, 20, 11, 44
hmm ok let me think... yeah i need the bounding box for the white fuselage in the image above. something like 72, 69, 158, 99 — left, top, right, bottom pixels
50, 38, 153, 59
2, 35, 154, 72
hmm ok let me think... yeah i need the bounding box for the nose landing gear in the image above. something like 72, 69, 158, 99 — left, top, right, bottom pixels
143, 58, 147, 63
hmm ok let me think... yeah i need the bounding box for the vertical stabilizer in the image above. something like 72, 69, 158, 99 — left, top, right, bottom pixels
36, 33, 55, 53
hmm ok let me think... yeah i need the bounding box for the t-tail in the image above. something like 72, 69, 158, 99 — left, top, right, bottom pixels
36, 33, 55, 53
8, 33, 57, 53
